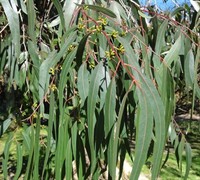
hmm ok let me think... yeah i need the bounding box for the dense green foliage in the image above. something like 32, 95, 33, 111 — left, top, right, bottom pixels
0, 0, 199, 179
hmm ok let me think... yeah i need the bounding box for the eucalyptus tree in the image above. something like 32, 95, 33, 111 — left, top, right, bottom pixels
0, 0, 199, 179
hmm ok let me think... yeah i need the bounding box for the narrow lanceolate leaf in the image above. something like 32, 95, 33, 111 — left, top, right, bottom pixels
156, 34, 182, 88
65, 139, 73, 180
2, 133, 13, 179
27, 0, 36, 45
42, 92, 55, 178
184, 49, 195, 89
1, 0, 20, 57
63, 0, 80, 28
160, 65, 174, 133
52, 0, 66, 31
170, 7, 184, 17
118, 36, 165, 179
105, 79, 116, 179
58, 50, 77, 110
77, 63, 89, 107
24, 127, 35, 179
178, 136, 185, 173
194, 48, 200, 99
14, 144, 23, 180
184, 143, 192, 180
33, 117, 41, 179
99, 63, 111, 110
160, 35, 183, 69
109, 90, 129, 180
75, 33, 91, 67
130, 88, 153, 180
39, 31, 77, 113
87, 62, 104, 173
39, 51, 57, 114
138, 10, 152, 19
153, 20, 168, 68
76, 4, 117, 18
104, 78, 116, 137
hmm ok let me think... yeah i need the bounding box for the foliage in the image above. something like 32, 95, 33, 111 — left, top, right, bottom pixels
0, 0, 199, 179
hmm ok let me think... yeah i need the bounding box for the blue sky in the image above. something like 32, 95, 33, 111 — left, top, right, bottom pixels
139, 0, 191, 10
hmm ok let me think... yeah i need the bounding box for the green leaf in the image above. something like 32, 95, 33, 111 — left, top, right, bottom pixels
33, 118, 41, 179
63, 0, 79, 28
100, 66, 111, 110
24, 125, 34, 179
104, 78, 116, 137
55, 123, 65, 179
0, 118, 12, 137
42, 92, 55, 178
184, 49, 195, 89
28, 41, 40, 72
108, 89, 129, 180
71, 122, 78, 165
1, 0, 20, 57
27, 0, 37, 45
75, 33, 91, 67
58, 50, 77, 111
39, 31, 77, 113
184, 143, 192, 180
109, 1, 127, 24
22, 130, 31, 151
76, 4, 116, 18
52, 0, 66, 31
77, 63, 89, 107
87, 62, 104, 172
170, 7, 185, 17
14, 144, 23, 180
130, 88, 153, 180
160, 66, 175, 132
153, 20, 168, 69
118, 36, 165, 179
2, 133, 13, 179
65, 139, 72, 180
177, 136, 185, 173
138, 10, 152, 19
39, 51, 57, 114
161, 35, 183, 68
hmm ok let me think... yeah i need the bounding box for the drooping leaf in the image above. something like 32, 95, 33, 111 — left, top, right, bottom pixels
184, 143, 192, 180
87, 62, 104, 172
14, 144, 23, 180
63, 0, 81, 28
77, 63, 89, 107
161, 35, 183, 68
51, 0, 66, 31
185, 49, 195, 89
75, 33, 91, 67
104, 78, 116, 137
153, 20, 168, 69
27, 0, 37, 45
138, 10, 152, 19
42, 92, 55, 178
108, 88, 129, 180
1, 0, 20, 57
76, 4, 116, 18
118, 36, 165, 179
2, 133, 13, 179
58, 50, 77, 110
